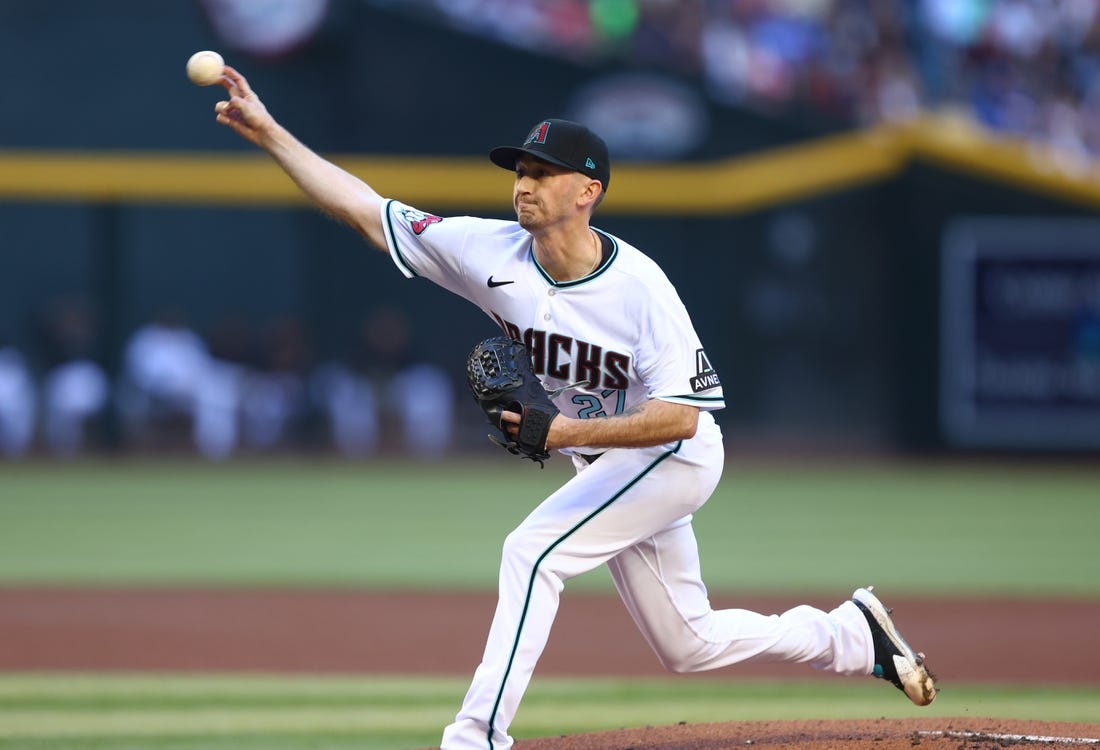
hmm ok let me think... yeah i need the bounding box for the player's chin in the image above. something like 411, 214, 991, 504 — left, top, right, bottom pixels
517, 214, 546, 233
516, 204, 540, 229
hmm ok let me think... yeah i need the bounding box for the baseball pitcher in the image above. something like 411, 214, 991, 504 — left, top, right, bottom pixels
211, 64, 936, 750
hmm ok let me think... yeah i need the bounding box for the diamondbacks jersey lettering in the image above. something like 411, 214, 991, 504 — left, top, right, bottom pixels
489, 325, 631, 389
381, 199, 725, 433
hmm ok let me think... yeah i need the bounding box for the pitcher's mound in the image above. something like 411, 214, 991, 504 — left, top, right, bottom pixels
513, 718, 1100, 749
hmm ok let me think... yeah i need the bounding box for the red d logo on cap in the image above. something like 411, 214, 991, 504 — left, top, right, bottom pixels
526, 121, 551, 145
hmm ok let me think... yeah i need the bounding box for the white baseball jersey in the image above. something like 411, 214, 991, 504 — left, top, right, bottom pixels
379, 199, 875, 750
381, 200, 724, 454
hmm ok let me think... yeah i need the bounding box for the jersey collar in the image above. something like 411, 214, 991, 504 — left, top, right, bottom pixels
531, 228, 618, 288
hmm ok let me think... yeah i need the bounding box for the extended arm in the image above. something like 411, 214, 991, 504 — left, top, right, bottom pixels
214, 66, 388, 252
503, 398, 699, 450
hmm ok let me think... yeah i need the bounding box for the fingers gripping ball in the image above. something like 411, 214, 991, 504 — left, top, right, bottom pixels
186, 50, 225, 86
466, 336, 560, 467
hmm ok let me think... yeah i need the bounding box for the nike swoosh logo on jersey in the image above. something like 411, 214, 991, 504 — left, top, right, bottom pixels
487, 276, 515, 288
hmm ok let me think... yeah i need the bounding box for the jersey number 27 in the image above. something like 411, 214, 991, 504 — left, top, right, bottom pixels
574, 389, 626, 419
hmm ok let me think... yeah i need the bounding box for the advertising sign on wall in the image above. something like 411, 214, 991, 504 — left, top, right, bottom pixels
941, 218, 1100, 449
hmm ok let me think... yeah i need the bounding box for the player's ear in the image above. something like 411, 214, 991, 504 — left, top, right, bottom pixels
578, 177, 602, 209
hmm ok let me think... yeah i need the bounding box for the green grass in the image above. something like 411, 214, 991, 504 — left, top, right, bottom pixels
1, 459, 1096, 748
0, 674, 1096, 749
0, 457, 1098, 594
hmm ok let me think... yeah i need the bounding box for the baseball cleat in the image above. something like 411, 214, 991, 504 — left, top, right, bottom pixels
852, 586, 938, 706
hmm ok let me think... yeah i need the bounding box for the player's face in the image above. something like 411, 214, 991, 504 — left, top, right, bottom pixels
512, 156, 591, 232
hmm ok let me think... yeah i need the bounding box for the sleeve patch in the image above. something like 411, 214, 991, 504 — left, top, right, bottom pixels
399, 207, 442, 235
689, 349, 721, 393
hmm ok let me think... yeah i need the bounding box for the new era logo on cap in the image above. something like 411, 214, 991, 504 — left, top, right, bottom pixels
489, 118, 611, 191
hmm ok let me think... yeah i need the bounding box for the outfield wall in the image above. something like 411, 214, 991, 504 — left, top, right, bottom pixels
2, 2, 1098, 454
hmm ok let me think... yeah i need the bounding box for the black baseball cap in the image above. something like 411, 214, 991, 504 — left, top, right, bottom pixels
489, 119, 610, 191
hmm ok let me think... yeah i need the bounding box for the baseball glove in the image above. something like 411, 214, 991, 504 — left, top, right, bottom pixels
466, 335, 560, 467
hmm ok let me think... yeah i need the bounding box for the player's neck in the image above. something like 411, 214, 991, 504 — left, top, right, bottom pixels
532, 225, 601, 283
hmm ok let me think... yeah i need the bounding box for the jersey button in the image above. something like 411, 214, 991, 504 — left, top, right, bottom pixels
548, 289, 557, 296
543, 313, 551, 321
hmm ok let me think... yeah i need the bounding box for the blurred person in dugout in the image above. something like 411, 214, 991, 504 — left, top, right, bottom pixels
240, 314, 312, 452
194, 313, 255, 460
0, 333, 35, 458
34, 297, 110, 457
119, 309, 308, 459
117, 308, 212, 451
312, 305, 454, 458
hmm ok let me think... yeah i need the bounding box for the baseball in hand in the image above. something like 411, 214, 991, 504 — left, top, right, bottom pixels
186, 50, 225, 86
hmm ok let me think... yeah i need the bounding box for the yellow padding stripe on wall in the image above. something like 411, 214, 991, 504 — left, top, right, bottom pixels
0, 114, 1097, 213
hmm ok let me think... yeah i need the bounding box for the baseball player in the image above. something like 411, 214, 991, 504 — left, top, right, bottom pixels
212, 65, 936, 750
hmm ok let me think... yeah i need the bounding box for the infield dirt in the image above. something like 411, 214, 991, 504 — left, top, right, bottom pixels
1, 588, 1097, 748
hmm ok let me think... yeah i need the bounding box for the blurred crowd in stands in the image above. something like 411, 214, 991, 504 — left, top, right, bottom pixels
0, 300, 455, 461
380, 0, 1100, 162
